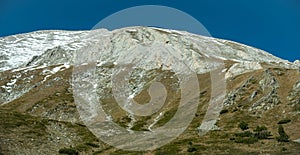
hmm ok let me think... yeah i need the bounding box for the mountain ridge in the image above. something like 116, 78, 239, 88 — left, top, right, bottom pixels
0, 27, 298, 72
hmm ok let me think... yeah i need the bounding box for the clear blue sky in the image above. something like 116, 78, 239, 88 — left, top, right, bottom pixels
0, 0, 299, 61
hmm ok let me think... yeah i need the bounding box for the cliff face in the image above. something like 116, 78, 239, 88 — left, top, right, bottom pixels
0, 27, 299, 154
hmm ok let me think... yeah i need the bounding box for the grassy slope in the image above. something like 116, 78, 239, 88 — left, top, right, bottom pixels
0, 64, 299, 154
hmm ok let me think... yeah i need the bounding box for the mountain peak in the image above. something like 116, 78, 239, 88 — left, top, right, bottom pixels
0, 27, 297, 72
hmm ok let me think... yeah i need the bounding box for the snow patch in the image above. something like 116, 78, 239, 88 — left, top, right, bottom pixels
148, 112, 163, 131
51, 64, 70, 74
42, 75, 52, 83
0, 30, 88, 72
225, 62, 263, 79
6, 79, 17, 86
12, 65, 48, 72
41, 64, 70, 83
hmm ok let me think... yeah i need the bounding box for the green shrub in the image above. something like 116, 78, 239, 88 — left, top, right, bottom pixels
58, 148, 78, 155
238, 121, 249, 131
234, 137, 258, 144
85, 142, 100, 148
282, 147, 287, 151
187, 147, 197, 152
187, 141, 197, 152
276, 125, 289, 142
277, 119, 291, 124
235, 131, 253, 137
254, 126, 267, 132
220, 109, 229, 114
253, 126, 271, 139
254, 130, 271, 139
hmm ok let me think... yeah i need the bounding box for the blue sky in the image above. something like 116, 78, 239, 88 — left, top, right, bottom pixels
0, 0, 299, 61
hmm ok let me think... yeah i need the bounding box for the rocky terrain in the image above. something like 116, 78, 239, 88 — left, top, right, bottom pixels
0, 27, 299, 154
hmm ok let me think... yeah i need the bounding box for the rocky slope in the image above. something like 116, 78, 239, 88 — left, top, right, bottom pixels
0, 27, 299, 154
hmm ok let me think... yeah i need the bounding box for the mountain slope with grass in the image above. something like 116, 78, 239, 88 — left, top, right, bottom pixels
0, 27, 299, 154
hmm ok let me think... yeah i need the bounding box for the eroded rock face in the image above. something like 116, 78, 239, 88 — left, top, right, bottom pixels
26, 46, 73, 66
225, 64, 300, 113
224, 76, 256, 107
250, 70, 280, 112
223, 69, 285, 114
288, 80, 300, 112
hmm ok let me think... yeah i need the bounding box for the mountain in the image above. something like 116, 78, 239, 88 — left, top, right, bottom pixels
0, 27, 299, 154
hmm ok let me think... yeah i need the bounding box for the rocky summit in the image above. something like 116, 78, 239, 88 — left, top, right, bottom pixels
0, 27, 299, 154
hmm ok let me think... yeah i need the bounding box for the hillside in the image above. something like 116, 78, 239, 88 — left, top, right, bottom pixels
0, 27, 299, 154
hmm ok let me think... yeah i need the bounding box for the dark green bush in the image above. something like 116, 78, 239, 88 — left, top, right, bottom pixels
277, 119, 291, 124
235, 131, 253, 137
58, 148, 78, 155
277, 136, 289, 142
238, 121, 249, 131
253, 126, 271, 139
187, 141, 197, 152
187, 147, 197, 152
234, 137, 258, 144
282, 147, 287, 151
254, 130, 271, 139
85, 142, 100, 148
276, 125, 289, 142
254, 126, 267, 132
220, 109, 229, 114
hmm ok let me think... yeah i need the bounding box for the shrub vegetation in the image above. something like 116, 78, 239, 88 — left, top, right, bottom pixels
238, 121, 249, 131
276, 125, 289, 142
